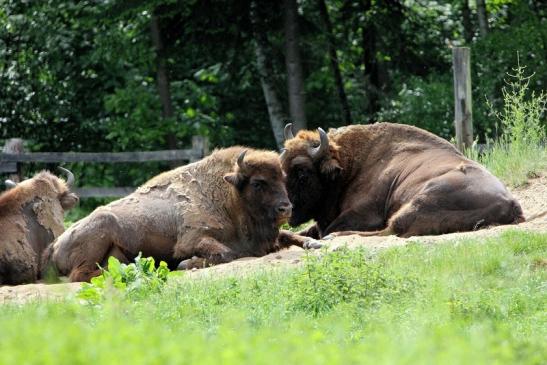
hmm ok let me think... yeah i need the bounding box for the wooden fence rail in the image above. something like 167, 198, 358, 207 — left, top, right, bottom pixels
0, 150, 201, 163
0, 136, 209, 198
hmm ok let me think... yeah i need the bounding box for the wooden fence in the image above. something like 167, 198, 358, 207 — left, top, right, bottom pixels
0, 136, 209, 198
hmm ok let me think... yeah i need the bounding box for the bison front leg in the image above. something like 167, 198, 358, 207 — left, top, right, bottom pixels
277, 230, 324, 250
296, 223, 321, 239
176, 236, 239, 270
321, 207, 385, 238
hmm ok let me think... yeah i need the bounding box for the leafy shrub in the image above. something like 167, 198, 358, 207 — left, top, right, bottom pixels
286, 248, 417, 316
77, 253, 174, 304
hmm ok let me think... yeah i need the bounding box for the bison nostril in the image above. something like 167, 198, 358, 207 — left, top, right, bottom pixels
277, 203, 292, 213
277, 202, 293, 214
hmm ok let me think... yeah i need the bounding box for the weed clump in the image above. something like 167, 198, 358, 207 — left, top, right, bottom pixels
286, 248, 418, 316
466, 60, 546, 186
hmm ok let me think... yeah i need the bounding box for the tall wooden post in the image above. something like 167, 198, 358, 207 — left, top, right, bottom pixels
452, 47, 473, 151
190, 136, 210, 162
1, 138, 25, 182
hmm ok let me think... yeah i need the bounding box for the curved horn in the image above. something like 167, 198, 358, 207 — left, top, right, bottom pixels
309, 128, 329, 159
5, 180, 17, 189
58, 167, 75, 187
284, 123, 295, 140
237, 150, 247, 170
279, 148, 287, 161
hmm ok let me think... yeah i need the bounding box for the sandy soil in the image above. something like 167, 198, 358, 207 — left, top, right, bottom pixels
1, 174, 545, 304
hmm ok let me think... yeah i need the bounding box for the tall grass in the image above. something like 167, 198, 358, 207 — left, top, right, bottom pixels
466, 62, 546, 186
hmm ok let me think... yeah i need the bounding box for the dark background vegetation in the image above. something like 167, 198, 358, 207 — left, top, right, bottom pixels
1, 0, 546, 196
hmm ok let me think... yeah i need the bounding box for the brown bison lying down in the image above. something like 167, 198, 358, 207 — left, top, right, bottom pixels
0, 169, 78, 285
282, 122, 524, 239
44, 147, 319, 282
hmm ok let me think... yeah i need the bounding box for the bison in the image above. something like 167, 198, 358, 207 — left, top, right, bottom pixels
281, 122, 524, 239
0, 168, 78, 285
44, 146, 319, 282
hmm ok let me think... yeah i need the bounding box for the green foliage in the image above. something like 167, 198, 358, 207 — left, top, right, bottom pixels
472, 14, 547, 138
378, 74, 454, 139
0, 231, 545, 364
287, 248, 417, 316
465, 61, 547, 186
77, 254, 174, 304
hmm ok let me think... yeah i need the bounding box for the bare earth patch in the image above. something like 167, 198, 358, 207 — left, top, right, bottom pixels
2, 174, 546, 303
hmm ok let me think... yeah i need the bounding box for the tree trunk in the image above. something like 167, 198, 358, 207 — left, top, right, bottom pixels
317, 0, 352, 124
283, 0, 307, 131
150, 14, 177, 153
462, 0, 473, 44
250, 2, 287, 148
476, 0, 489, 37
361, 0, 380, 119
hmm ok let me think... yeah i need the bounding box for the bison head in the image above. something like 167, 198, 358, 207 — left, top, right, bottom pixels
4, 167, 79, 211
223, 149, 292, 225
281, 123, 342, 226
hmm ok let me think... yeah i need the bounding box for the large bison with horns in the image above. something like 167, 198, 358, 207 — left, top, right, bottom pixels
0, 168, 78, 285
281, 122, 524, 239
44, 147, 319, 282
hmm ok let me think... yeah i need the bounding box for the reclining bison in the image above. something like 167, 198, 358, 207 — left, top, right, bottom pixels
0, 168, 78, 285
44, 147, 319, 282
281, 122, 524, 239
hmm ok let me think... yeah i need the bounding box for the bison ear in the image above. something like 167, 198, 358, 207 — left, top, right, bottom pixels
223, 173, 244, 189
320, 159, 342, 180
60, 192, 79, 211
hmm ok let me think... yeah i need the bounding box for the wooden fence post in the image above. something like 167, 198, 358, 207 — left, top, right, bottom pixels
190, 136, 210, 162
1, 138, 25, 182
452, 47, 473, 151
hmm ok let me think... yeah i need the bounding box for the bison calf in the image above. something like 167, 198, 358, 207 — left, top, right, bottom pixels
282, 123, 524, 239
45, 147, 318, 282
0, 169, 78, 285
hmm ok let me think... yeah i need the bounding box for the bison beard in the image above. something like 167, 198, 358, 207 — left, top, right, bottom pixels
0, 169, 78, 285
281, 123, 525, 239
44, 147, 318, 282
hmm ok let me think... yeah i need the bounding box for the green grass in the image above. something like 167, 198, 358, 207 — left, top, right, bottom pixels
0, 230, 545, 364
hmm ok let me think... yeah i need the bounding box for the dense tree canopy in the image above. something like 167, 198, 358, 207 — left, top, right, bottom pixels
1, 0, 545, 176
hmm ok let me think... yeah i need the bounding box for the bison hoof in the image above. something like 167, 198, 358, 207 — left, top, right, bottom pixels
303, 239, 324, 250
177, 256, 198, 271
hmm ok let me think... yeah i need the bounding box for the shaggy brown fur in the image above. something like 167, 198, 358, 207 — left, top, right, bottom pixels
282, 123, 524, 239
44, 147, 317, 282
0, 171, 78, 285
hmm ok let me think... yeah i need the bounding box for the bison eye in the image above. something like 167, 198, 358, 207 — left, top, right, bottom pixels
251, 180, 265, 190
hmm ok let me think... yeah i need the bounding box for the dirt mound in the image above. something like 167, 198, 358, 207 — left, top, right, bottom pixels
0, 282, 81, 305
2, 174, 546, 303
